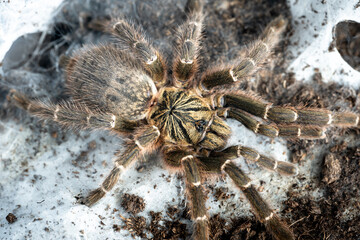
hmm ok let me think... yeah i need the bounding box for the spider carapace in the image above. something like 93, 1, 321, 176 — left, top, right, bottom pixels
148, 87, 230, 151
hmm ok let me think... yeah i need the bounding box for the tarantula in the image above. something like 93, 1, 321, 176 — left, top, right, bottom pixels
9, 2, 360, 240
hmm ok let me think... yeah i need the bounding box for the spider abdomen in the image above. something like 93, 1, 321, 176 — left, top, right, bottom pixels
66, 45, 157, 121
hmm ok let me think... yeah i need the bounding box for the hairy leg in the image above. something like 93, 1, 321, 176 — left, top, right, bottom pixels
182, 155, 209, 240
110, 20, 166, 85
197, 151, 294, 240
82, 125, 160, 206
172, 12, 203, 88
222, 160, 294, 240
210, 91, 359, 140
198, 16, 287, 92
163, 148, 209, 240
199, 145, 297, 176
216, 92, 359, 126
9, 90, 131, 131
225, 107, 326, 139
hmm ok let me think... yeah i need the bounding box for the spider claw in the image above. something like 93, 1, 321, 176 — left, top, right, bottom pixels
8, 90, 30, 110
81, 188, 106, 207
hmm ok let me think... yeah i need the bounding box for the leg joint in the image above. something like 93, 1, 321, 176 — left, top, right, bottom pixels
54, 105, 59, 120
261, 41, 269, 52
146, 54, 157, 65
273, 160, 278, 170
242, 181, 252, 189
192, 181, 201, 187
181, 155, 194, 162
114, 161, 125, 172
135, 140, 145, 150
220, 159, 232, 171
100, 185, 108, 193
195, 215, 208, 222
229, 69, 237, 82
264, 212, 274, 221
264, 105, 271, 119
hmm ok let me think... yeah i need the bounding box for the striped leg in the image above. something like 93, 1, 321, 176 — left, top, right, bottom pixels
226, 108, 325, 139
199, 145, 297, 176
83, 125, 160, 206
110, 20, 166, 85
198, 16, 287, 92
236, 146, 297, 176
9, 90, 135, 132
181, 155, 209, 240
163, 149, 209, 240
222, 160, 294, 240
173, 12, 203, 88
214, 92, 360, 128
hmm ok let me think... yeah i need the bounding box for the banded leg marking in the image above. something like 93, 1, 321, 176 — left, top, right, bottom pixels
110, 115, 116, 128
199, 16, 287, 91
83, 144, 140, 206
83, 126, 160, 206
227, 108, 279, 138
111, 20, 166, 84
223, 161, 294, 240
204, 145, 298, 176
54, 106, 59, 120
181, 155, 209, 240
238, 146, 298, 176
227, 107, 325, 139
173, 12, 203, 87
220, 92, 360, 128
9, 91, 125, 130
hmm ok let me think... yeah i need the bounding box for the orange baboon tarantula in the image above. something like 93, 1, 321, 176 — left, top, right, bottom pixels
9, 1, 360, 240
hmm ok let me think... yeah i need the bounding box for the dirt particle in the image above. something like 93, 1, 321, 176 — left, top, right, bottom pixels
322, 153, 341, 184
51, 131, 58, 138
117, 205, 189, 239
148, 209, 188, 240
213, 187, 231, 201
209, 214, 270, 240
120, 215, 147, 239
136, 165, 145, 172
87, 140, 97, 150
121, 193, 145, 215
113, 224, 121, 232
6, 213, 17, 224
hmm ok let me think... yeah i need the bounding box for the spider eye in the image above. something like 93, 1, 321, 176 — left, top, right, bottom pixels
195, 120, 207, 132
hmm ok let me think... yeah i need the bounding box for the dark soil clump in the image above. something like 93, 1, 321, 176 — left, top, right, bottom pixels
121, 193, 146, 215
6, 213, 17, 224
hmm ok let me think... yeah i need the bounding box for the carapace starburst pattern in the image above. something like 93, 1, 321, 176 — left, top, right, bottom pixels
9, 1, 360, 239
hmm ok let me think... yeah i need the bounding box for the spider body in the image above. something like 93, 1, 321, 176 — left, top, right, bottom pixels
8, 1, 360, 240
